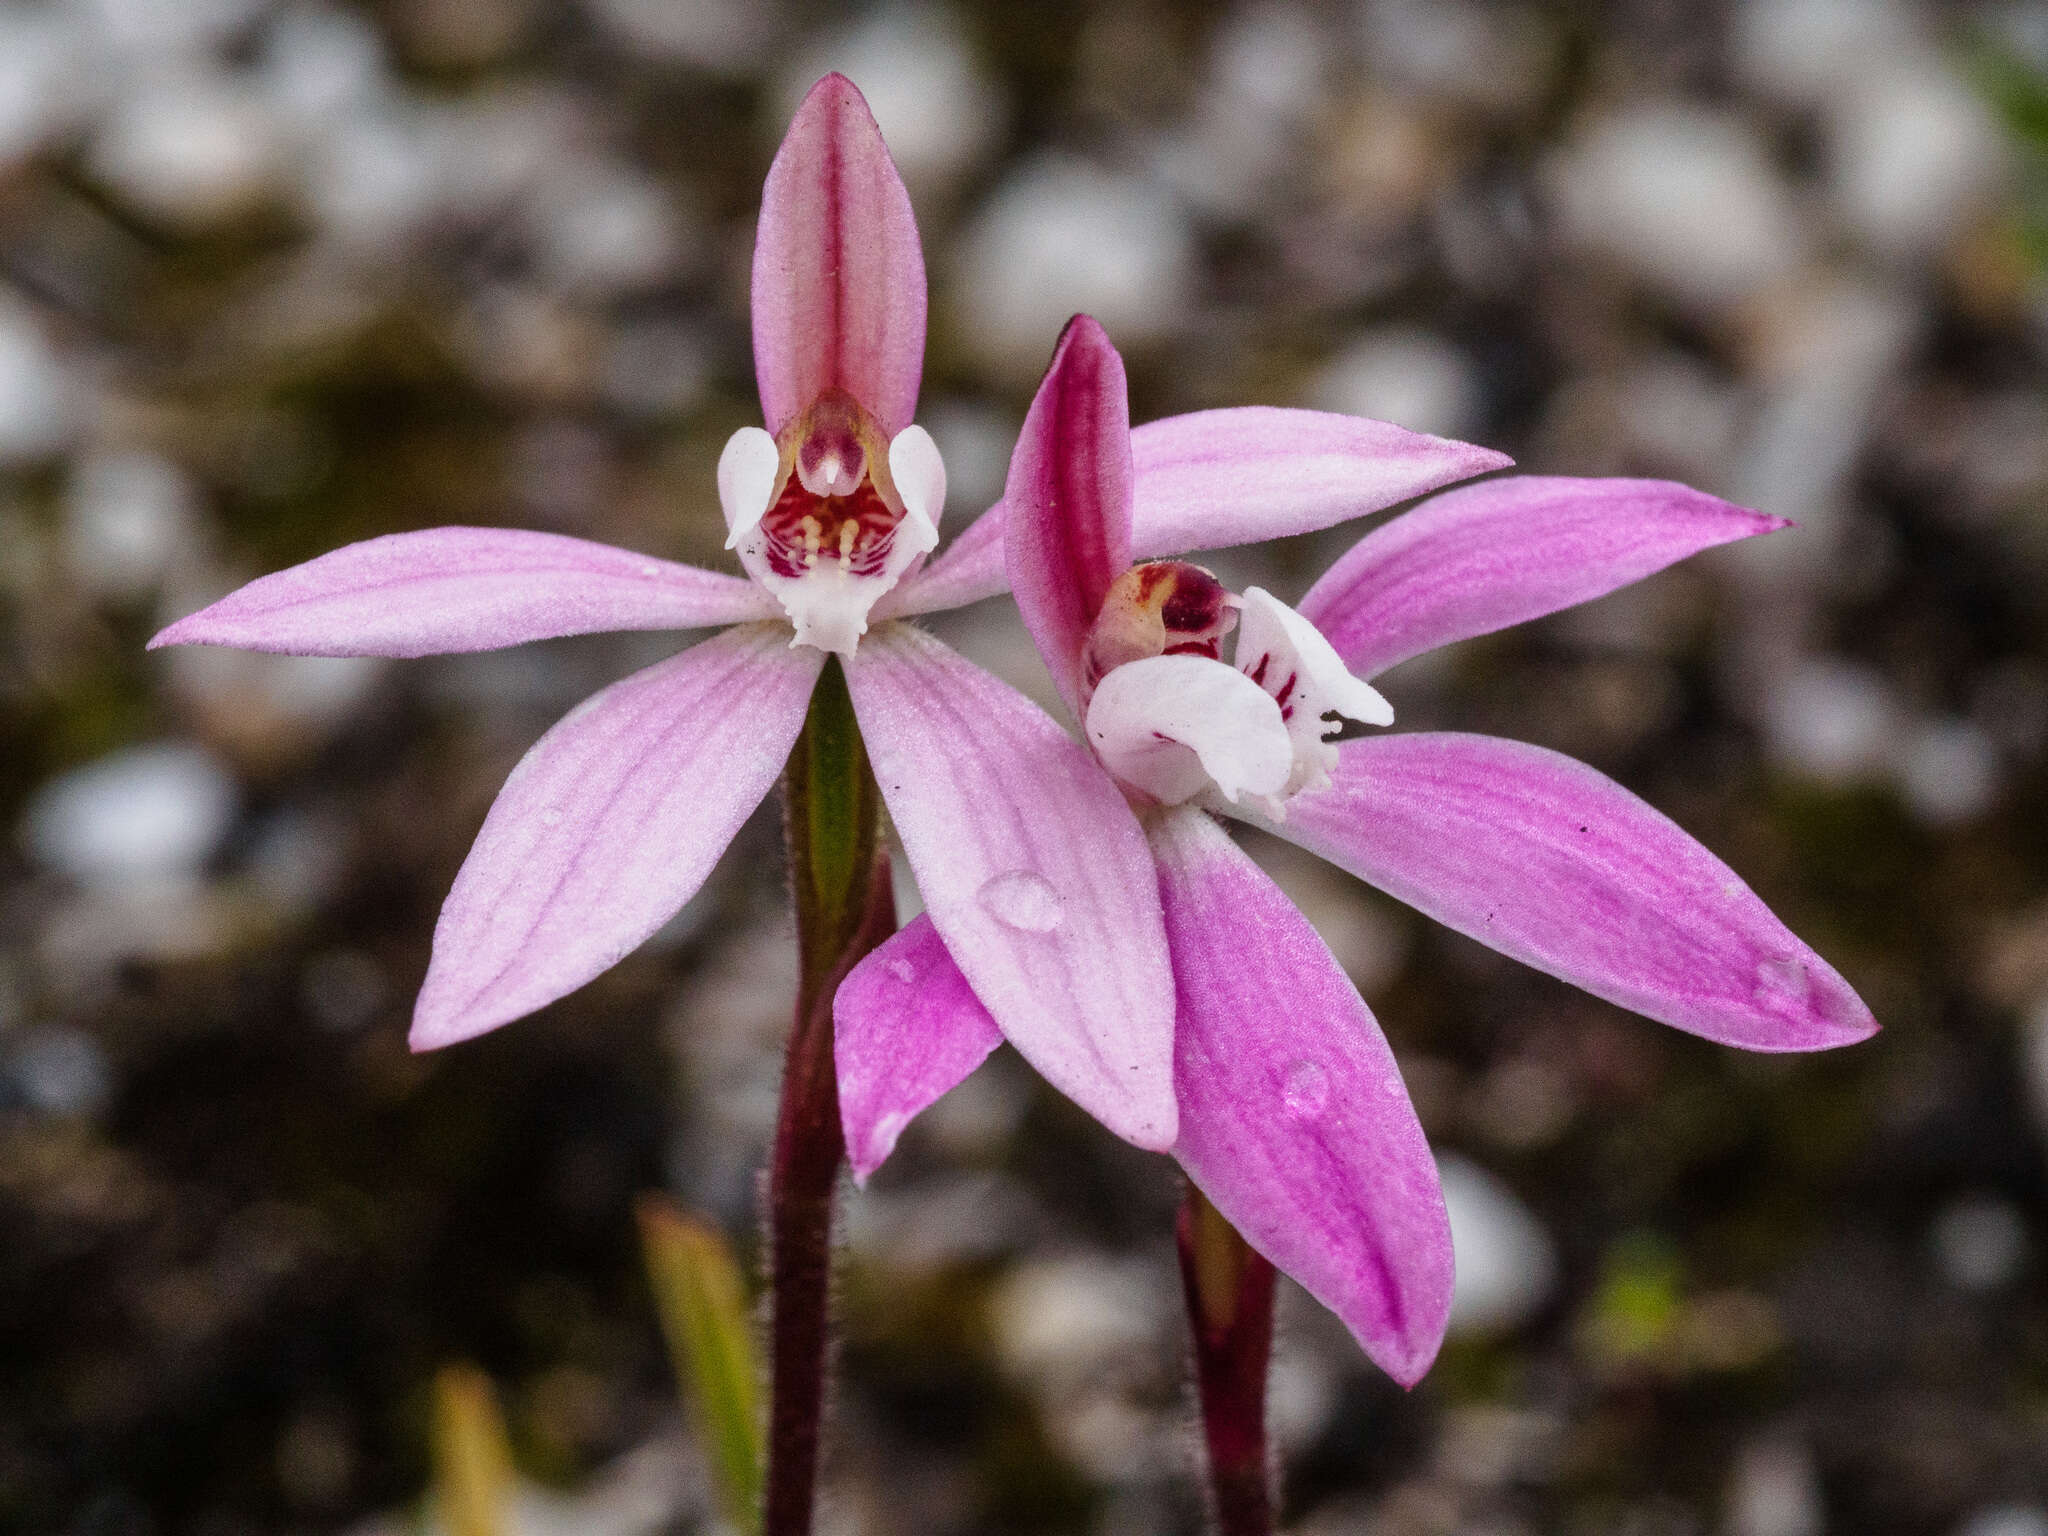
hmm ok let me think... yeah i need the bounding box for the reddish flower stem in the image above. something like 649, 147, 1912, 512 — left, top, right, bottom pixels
766, 658, 892, 1536
1178, 1184, 1279, 1536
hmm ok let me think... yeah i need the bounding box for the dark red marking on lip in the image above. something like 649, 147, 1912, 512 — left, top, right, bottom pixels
759, 474, 899, 580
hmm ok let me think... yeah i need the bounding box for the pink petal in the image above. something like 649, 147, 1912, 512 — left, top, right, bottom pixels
889, 408, 1508, 617
1150, 807, 1452, 1386
752, 73, 926, 436
1297, 476, 1786, 679
411, 625, 822, 1048
834, 914, 1004, 1184
149, 528, 777, 657
1003, 315, 1136, 715
879, 506, 1006, 617
1126, 407, 1511, 561
845, 623, 1177, 1150
1263, 733, 1878, 1051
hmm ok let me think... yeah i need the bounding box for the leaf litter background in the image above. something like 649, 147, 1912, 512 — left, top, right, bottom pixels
2, 0, 2048, 1532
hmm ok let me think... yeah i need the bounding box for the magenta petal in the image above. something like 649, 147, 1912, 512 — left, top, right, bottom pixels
149, 528, 777, 657
1150, 808, 1452, 1386
1266, 733, 1878, 1051
834, 914, 1004, 1184
889, 408, 1508, 618
1004, 315, 1136, 714
1298, 476, 1786, 679
845, 624, 1177, 1150
752, 73, 926, 436
411, 625, 822, 1049
1126, 407, 1510, 560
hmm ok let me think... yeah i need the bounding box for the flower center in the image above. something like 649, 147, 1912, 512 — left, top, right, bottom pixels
1079, 562, 1392, 819
718, 389, 945, 656
1081, 561, 1237, 701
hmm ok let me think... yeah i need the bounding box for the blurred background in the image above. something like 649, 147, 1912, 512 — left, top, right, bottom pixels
2, 0, 2046, 1530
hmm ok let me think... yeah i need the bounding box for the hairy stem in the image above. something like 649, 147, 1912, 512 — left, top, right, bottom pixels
766, 658, 893, 1536
1178, 1185, 1279, 1536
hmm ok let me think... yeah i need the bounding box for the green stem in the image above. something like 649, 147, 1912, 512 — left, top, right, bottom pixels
764, 658, 893, 1536
1178, 1184, 1278, 1536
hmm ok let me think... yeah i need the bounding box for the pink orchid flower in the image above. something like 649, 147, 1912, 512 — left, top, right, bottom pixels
834, 316, 1878, 1386
147, 78, 1501, 1154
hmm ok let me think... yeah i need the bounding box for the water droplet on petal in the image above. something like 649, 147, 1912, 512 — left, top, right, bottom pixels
1282, 1059, 1329, 1120
978, 870, 1064, 933
1752, 954, 1811, 1012
886, 956, 916, 985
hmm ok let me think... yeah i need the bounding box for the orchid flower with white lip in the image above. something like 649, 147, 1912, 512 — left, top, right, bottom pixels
148, 78, 1507, 1155
833, 316, 1880, 1386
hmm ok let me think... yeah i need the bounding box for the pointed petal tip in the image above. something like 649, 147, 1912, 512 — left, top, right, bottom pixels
797, 70, 869, 115
1760, 991, 1881, 1052
1056, 311, 1111, 353
407, 1002, 492, 1054
1379, 1337, 1444, 1391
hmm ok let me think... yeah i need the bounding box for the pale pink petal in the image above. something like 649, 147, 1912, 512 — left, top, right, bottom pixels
834, 914, 1004, 1183
1298, 476, 1787, 679
882, 505, 1005, 616
845, 623, 1177, 1150
891, 408, 1508, 618
1150, 807, 1452, 1386
1259, 733, 1878, 1051
149, 528, 777, 657
752, 73, 925, 436
1003, 315, 1135, 716
1126, 407, 1510, 559
411, 625, 822, 1048
1085, 653, 1290, 808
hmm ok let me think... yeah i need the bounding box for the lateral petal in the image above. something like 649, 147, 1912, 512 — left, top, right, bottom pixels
889, 408, 1508, 617
752, 73, 926, 436
834, 914, 1004, 1184
1298, 476, 1787, 679
149, 528, 779, 657
845, 624, 1177, 1150
1150, 807, 1452, 1387
1003, 315, 1136, 717
1258, 733, 1878, 1051
411, 625, 822, 1048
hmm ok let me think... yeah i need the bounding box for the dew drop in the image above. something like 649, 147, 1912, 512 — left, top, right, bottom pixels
886, 956, 917, 985
1282, 1059, 1329, 1120
978, 870, 1064, 933
1751, 954, 1811, 1012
